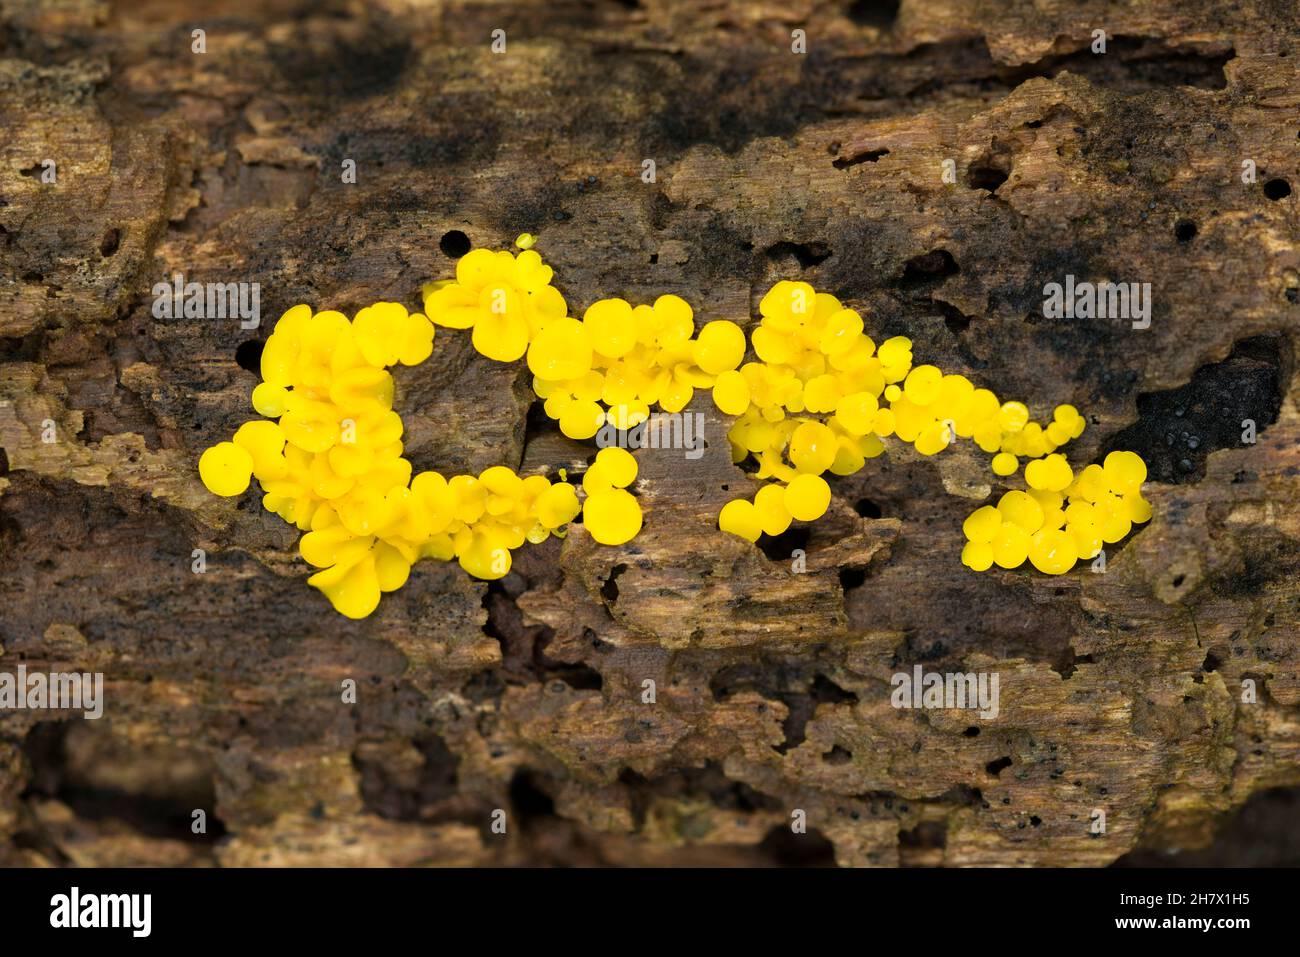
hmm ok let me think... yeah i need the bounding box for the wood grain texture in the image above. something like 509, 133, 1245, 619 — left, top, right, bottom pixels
0, 0, 1297, 866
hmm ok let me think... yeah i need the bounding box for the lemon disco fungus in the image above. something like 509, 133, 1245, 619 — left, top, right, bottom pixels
200, 244, 1155, 617
962, 451, 1152, 574
446, 286, 745, 439
199, 299, 590, 619
420, 248, 567, 361
199, 441, 254, 497
694, 279, 1150, 576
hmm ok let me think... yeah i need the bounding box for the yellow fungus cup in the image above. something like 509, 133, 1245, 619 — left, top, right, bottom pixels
199, 442, 254, 497
719, 499, 763, 542
200, 264, 1156, 611
198, 284, 602, 619
783, 474, 831, 523
583, 488, 643, 545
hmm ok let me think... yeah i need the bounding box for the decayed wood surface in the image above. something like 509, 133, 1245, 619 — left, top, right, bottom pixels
1, 0, 1298, 866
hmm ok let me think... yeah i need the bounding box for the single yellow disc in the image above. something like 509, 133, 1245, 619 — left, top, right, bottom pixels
754, 484, 793, 536
712, 369, 752, 416
536, 482, 581, 529
961, 540, 994, 571
693, 321, 747, 375
997, 490, 1044, 533
991, 451, 1018, 476
527, 316, 593, 381
1028, 528, 1078, 574
962, 505, 1002, 543
991, 522, 1031, 568
788, 421, 838, 474
783, 474, 832, 522
594, 446, 638, 488
719, 499, 763, 542
199, 442, 254, 497
583, 488, 643, 545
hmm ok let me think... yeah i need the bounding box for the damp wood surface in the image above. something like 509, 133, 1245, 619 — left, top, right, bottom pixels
1, 0, 1299, 867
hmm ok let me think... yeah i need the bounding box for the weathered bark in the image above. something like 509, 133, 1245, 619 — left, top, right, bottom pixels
1, 0, 1298, 867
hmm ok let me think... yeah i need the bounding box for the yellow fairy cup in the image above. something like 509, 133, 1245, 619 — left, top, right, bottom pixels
718, 499, 763, 542
703, 281, 1153, 576
784, 474, 832, 523
200, 259, 1156, 608
199, 442, 254, 497
962, 447, 1152, 575
581, 448, 643, 546
422, 247, 566, 361
198, 294, 589, 618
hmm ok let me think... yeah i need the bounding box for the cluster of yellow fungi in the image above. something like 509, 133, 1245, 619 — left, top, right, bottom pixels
199, 239, 1152, 618
198, 300, 586, 618
961, 451, 1151, 574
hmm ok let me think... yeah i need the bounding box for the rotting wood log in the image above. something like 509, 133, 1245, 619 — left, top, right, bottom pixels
1, 0, 1298, 867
